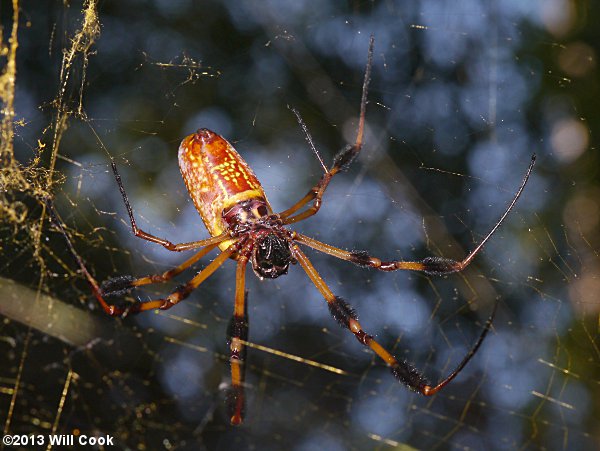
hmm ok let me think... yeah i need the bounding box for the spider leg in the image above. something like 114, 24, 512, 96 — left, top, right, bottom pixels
100, 245, 236, 315
227, 254, 249, 425
292, 245, 497, 396
280, 35, 374, 224
48, 203, 236, 316
111, 159, 228, 251
100, 242, 220, 297
294, 154, 536, 275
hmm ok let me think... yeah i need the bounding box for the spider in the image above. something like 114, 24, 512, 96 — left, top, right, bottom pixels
54, 36, 535, 425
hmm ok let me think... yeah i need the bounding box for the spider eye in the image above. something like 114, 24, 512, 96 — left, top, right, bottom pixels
252, 234, 291, 279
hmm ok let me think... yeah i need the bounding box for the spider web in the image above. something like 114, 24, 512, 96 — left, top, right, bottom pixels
1, 1, 599, 450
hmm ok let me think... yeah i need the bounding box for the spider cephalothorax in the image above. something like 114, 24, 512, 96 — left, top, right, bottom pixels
223, 200, 294, 278
222, 199, 270, 229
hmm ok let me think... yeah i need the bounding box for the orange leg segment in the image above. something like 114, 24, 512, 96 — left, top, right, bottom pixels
119, 245, 235, 314
227, 254, 249, 425
292, 245, 498, 396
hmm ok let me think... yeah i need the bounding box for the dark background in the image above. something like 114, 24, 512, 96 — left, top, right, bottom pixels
1, 1, 599, 450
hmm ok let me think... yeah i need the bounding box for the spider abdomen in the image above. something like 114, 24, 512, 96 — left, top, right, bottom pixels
178, 129, 273, 250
